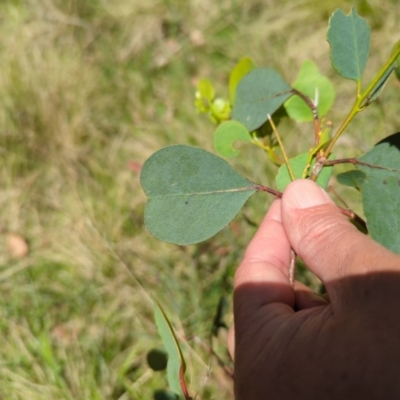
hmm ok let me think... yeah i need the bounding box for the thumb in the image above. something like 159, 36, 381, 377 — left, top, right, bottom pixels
281, 179, 398, 285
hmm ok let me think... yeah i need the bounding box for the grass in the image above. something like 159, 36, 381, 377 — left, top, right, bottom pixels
0, 0, 399, 398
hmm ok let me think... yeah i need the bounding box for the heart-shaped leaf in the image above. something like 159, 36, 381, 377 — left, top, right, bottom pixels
214, 120, 251, 158
232, 68, 292, 131
327, 8, 370, 81
284, 60, 335, 121
141, 145, 257, 245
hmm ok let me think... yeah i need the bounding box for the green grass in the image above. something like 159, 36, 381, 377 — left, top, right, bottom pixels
1, 0, 400, 398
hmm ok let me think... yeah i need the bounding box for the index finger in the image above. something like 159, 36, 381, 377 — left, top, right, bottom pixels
234, 199, 294, 311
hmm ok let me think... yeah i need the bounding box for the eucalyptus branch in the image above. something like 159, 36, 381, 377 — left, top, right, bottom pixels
141, 10, 400, 397
322, 45, 400, 160
320, 97, 359, 162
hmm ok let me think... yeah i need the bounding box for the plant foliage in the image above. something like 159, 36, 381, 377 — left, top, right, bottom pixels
141, 8, 400, 394
232, 67, 292, 131
142, 7, 400, 250
141, 145, 256, 245
355, 133, 400, 253
154, 300, 187, 398
284, 60, 335, 122
327, 8, 370, 81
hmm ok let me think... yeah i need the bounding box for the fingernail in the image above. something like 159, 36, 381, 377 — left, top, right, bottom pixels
285, 180, 333, 209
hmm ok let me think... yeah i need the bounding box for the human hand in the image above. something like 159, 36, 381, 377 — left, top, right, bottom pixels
229, 179, 400, 399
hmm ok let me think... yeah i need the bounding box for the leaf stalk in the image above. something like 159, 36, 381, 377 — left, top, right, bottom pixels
268, 114, 295, 181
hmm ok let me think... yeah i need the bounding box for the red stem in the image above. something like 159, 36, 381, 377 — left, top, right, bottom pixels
291, 88, 320, 146
180, 365, 192, 400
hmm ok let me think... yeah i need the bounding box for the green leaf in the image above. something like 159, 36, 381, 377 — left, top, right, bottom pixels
196, 78, 215, 103
357, 133, 400, 172
141, 145, 257, 245
336, 169, 366, 189
194, 78, 215, 113
365, 62, 396, 104
327, 8, 370, 81
214, 120, 251, 158
154, 301, 186, 398
284, 60, 335, 121
229, 57, 257, 105
232, 68, 292, 132
396, 54, 400, 81
275, 152, 334, 192
361, 176, 400, 253
396, 59, 400, 81
356, 132, 400, 253
392, 40, 400, 81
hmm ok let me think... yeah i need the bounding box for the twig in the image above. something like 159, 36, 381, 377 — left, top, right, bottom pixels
255, 184, 283, 198
291, 88, 320, 146
180, 366, 193, 400
268, 114, 295, 181
322, 44, 400, 160
320, 157, 400, 172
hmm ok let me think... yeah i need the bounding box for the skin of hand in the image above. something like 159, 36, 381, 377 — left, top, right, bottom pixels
229, 179, 400, 400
